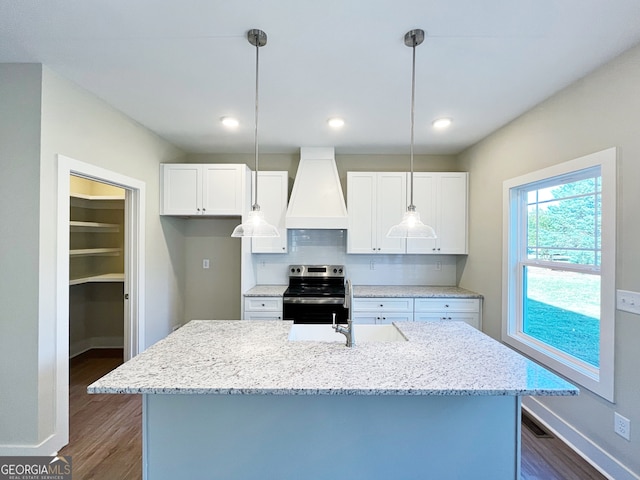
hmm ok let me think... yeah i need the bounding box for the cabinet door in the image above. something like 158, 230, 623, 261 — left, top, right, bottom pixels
161, 164, 201, 215
376, 173, 407, 253
437, 173, 468, 254
347, 173, 376, 253
406, 173, 437, 254
252, 172, 288, 253
202, 165, 245, 215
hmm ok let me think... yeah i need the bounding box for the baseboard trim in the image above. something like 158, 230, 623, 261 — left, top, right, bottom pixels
522, 397, 639, 480
70, 336, 123, 359
0, 433, 63, 457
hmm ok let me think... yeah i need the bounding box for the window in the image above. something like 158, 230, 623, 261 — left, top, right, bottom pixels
503, 148, 616, 401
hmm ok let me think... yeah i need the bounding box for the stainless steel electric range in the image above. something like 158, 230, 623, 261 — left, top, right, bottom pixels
282, 265, 348, 324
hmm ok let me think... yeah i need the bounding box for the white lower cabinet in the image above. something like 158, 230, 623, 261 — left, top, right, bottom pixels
244, 297, 283, 321
352, 296, 482, 330
352, 298, 414, 324
414, 298, 481, 330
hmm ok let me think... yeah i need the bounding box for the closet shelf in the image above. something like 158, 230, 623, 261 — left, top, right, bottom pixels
69, 273, 125, 286
71, 193, 124, 210
70, 248, 122, 257
70, 221, 120, 232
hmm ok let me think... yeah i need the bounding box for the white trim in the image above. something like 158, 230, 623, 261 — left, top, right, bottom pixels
56, 154, 146, 451
502, 147, 616, 401
69, 337, 125, 359
523, 397, 640, 480
0, 433, 60, 457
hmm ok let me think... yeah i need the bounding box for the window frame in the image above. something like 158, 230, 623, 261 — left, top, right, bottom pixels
502, 148, 616, 402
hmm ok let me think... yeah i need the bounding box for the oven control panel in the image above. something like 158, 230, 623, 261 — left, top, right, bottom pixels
288, 265, 345, 278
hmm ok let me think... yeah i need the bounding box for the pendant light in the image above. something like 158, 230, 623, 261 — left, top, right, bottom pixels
387, 29, 437, 239
232, 29, 280, 238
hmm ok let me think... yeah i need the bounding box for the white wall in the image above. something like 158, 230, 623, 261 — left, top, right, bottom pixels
0, 63, 186, 453
458, 43, 640, 477
0, 64, 43, 446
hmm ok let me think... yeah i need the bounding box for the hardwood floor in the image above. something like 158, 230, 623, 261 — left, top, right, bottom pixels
60, 350, 142, 480
62, 352, 607, 480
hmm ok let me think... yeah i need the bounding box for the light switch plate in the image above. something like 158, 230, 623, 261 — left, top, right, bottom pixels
616, 289, 640, 315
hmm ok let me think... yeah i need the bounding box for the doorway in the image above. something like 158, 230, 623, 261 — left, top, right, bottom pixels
69, 176, 126, 360
56, 154, 146, 448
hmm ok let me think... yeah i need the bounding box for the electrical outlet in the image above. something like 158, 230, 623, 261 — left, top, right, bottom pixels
435, 261, 442, 271
614, 412, 631, 440
616, 289, 640, 315
202, 259, 210, 269
370, 260, 375, 270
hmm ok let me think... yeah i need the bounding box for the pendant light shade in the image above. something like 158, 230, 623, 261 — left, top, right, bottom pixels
232, 29, 280, 238
387, 29, 437, 240
386, 206, 437, 238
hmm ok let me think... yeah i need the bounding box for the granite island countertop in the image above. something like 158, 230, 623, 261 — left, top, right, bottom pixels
89, 320, 576, 397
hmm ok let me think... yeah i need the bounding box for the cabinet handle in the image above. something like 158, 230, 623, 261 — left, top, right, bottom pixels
432, 247, 436, 251
197, 208, 201, 211
203, 208, 206, 212
445, 304, 449, 308
377, 248, 381, 251
261, 303, 265, 307
437, 248, 440, 251
379, 304, 384, 307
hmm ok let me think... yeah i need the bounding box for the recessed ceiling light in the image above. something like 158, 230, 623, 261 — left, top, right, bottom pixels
221, 116, 239, 128
327, 117, 345, 128
432, 118, 452, 130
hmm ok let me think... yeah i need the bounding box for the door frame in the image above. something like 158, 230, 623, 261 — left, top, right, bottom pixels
56, 154, 146, 446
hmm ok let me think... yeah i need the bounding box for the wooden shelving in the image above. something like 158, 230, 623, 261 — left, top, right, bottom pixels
70, 248, 122, 257
70, 193, 124, 210
69, 182, 125, 284
70, 221, 120, 233
69, 273, 125, 286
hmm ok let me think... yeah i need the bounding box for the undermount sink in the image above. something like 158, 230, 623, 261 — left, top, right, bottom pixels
288, 324, 407, 343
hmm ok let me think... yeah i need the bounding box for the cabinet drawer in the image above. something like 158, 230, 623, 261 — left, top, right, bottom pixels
352, 298, 413, 312
244, 312, 283, 321
244, 297, 283, 312
414, 298, 479, 313
414, 313, 480, 330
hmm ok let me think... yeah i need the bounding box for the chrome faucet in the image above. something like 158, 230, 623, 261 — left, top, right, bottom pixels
333, 279, 354, 347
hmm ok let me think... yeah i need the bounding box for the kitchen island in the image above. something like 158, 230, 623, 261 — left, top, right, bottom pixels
89, 320, 577, 480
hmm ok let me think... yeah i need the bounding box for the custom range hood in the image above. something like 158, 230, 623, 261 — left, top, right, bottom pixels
285, 147, 348, 229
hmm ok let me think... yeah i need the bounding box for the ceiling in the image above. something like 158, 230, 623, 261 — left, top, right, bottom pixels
2, 1, 640, 155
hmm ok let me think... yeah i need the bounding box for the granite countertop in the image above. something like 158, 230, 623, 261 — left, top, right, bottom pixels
245, 284, 482, 298
353, 285, 483, 298
244, 285, 288, 297
88, 320, 577, 397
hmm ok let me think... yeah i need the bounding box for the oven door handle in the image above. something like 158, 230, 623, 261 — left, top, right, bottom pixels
283, 296, 345, 305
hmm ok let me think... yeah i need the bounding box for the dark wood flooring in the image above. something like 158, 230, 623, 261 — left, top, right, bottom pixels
61, 350, 607, 480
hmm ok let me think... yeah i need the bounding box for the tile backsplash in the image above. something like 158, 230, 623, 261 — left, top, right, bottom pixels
254, 229, 457, 286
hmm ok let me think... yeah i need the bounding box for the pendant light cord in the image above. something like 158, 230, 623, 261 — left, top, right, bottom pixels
252, 33, 260, 211
409, 34, 416, 209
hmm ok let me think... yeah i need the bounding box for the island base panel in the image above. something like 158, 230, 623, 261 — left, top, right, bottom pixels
144, 394, 520, 480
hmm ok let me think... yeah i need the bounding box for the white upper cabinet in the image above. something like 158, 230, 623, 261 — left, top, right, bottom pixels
347, 172, 406, 254
251, 171, 288, 253
406, 172, 468, 254
161, 164, 249, 216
